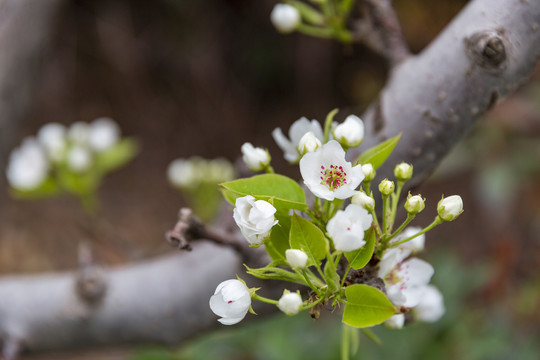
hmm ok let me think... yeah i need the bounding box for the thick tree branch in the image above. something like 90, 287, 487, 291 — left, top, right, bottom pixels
353, 0, 540, 191
353, 0, 410, 66
1, 0, 540, 356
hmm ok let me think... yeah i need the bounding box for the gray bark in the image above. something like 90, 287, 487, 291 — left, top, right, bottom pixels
1, 0, 540, 356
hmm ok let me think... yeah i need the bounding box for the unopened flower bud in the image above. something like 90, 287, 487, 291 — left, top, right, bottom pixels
385, 314, 405, 329
379, 179, 394, 196
298, 131, 321, 155
405, 194, 425, 214
437, 195, 463, 221
361, 163, 375, 182
67, 146, 92, 173
351, 191, 375, 211
285, 249, 308, 269
333, 115, 365, 148
241, 142, 271, 172
277, 291, 302, 315
394, 162, 413, 181
270, 4, 300, 34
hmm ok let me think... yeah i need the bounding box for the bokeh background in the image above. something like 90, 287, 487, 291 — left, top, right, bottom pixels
1, 0, 539, 359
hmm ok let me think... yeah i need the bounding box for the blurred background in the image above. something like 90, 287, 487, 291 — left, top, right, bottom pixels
1, 0, 539, 359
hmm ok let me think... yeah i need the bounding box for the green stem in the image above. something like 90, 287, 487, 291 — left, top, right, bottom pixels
389, 216, 443, 248
251, 294, 278, 305
381, 194, 391, 234
369, 209, 382, 237
297, 24, 334, 39
341, 323, 351, 360
301, 297, 325, 311
297, 269, 324, 297
340, 263, 351, 288
389, 181, 403, 231
323, 108, 339, 143
384, 213, 415, 245
264, 165, 275, 174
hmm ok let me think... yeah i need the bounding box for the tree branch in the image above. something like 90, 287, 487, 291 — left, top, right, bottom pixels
1, 0, 540, 356
352, 0, 540, 191
353, 0, 410, 66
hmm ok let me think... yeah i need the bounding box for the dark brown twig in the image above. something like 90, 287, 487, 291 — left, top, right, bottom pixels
353, 0, 410, 66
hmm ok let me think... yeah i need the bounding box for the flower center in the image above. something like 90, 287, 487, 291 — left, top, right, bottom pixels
320, 165, 347, 190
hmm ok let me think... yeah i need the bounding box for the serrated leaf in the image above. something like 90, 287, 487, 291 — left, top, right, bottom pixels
343, 284, 396, 328
220, 174, 307, 212
345, 228, 376, 270
266, 215, 291, 262
355, 134, 401, 170
94, 138, 138, 173
289, 214, 328, 266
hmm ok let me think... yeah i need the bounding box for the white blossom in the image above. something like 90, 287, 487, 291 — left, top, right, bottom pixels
285, 249, 308, 269
327, 204, 372, 252
333, 115, 364, 147
6, 138, 49, 191
67, 146, 92, 173
351, 191, 374, 211
385, 314, 405, 329
297, 131, 321, 155
299, 140, 364, 201
413, 285, 445, 322
37, 123, 66, 162
241, 142, 270, 172
270, 4, 300, 33
233, 195, 278, 246
391, 226, 425, 253
88, 117, 120, 152
272, 117, 324, 163
209, 279, 251, 325
278, 291, 302, 315
378, 247, 434, 307
361, 163, 375, 181
167, 159, 196, 188
68, 122, 90, 145
437, 195, 464, 221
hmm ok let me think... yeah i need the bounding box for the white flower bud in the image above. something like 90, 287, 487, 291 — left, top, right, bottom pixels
285, 249, 308, 269
233, 195, 278, 246
361, 163, 375, 182
37, 123, 66, 162
167, 159, 196, 188
334, 115, 364, 148
209, 279, 252, 325
88, 117, 120, 152
437, 195, 463, 221
385, 314, 405, 329
394, 162, 413, 181
297, 131, 321, 155
404, 194, 425, 214
68, 122, 90, 145
270, 4, 300, 34
67, 146, 92, 172
379, 179, 395, 196
241, 142, 270, 172
327, 204, 372, 252
6, 138, 49, 190
351, 191, 375, 211
278, 291, 302, 315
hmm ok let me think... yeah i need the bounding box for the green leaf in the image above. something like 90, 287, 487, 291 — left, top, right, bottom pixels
245, 264, 305, 284
57, 168, 101, 196
266, 215, 291, 262
10, 177, 60, 199
345, 228, 376, 270
355, 134, 401, 170
342, 284, 396, 328
94, 138, 138, 173
220, 174, 307, 212
289, 214, 328, 266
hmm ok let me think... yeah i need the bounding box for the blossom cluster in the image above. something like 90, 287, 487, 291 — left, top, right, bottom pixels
209, 110, 463, 337
6, 118, 121, 192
